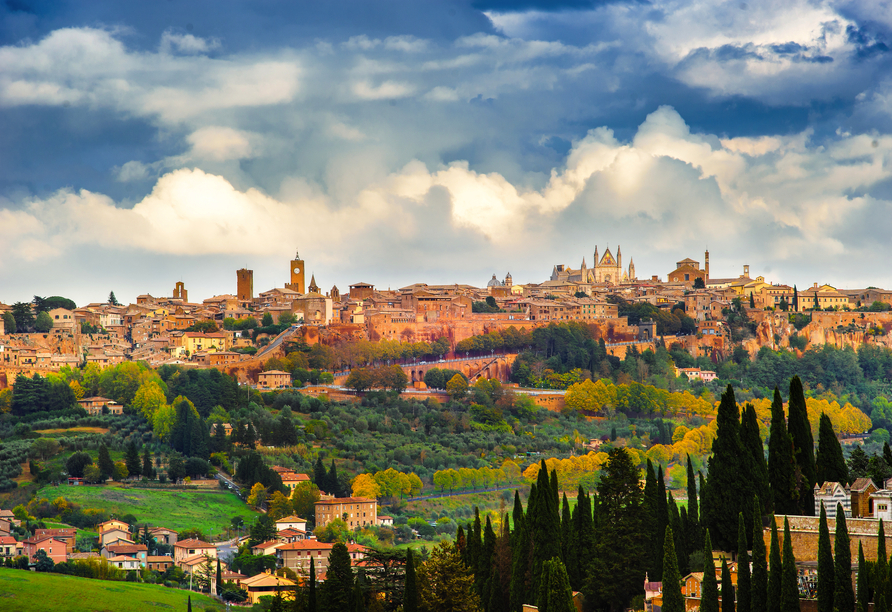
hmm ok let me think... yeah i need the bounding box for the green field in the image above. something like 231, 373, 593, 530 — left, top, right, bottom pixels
38, 484, 258, 536
0, 568, 222, 612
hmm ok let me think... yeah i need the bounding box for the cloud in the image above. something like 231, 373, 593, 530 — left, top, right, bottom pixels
160, 30, 221, 55
185, 126, 259, 161
114, 160, 152, 182
5, 107, 892, 290
351, 80, 417, 99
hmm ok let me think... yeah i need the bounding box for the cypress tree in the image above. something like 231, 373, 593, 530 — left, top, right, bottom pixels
537, 558, 575, 612
467, 508, 483, 577
781, 518, 800, 612
654, 465, 669, 580
768, 520, 782, 612
699, 471, 708, 540
768, 386, 798, 515
751, 497, 768, 612
512, 490, 524, 545
668, 492, 687, 576
187, 595, 192, 612
741, 403, 771, 520
313, 456, 326, 489
530, 464, 561, 598
662, 526, 684, 612
98, 444, 114, 478
737, 513, 751, 612
405, 549, 418, 612
817, 504, 834, 612
722, 557, 735, 612
561, 494, 573, 565
701, 530, 719, 612
856, 542, 867, 612
570, 486, 592, 591
481, 515, 497, 607
788, 376, 817, 515
643, 459, 660, 580
510, 495, 531, 612
550, 469, 559, 514
686, 455, 702, 550
309, 557, 317, 612
878, 519, 889, 612
835, 504, 854, 612
142, 447, 153, 479
321, 543, 354, 612
816, 413, 849, 486
705, 385, 752, 551
216, 558, 222, 595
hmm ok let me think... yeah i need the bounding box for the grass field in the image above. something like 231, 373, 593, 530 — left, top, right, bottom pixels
0, 568, 222, 612
38, 484, 258, 536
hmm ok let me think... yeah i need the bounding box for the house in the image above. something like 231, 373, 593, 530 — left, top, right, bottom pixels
280, 472, 311, 491
275, 540, 334, 573
644, 573, 662, 612
851, 478, 879, 518
149, 527, 178, 546
78, 396, 123, 416
315, 497, 378, 529
240, 571, 297, 604
257, 370, 292, 390
179, 553, 215, 575
107, 555, 141, 571
34, 528, 76, 554
23, 536, 68, 564
814, 481, 851, 517
98, 528, 133, 548
378, 515, 394, 527
346, 543, 370, 565
147, 556, 174, 572
67, 477, 84, 486
277, 528, 310, 543
97, 519, 130, 533
251, 540, 282, 557
0, 536, 21, 557
275, 516, 308, 532
102, 543, 148, 567
173, 538, 216, 563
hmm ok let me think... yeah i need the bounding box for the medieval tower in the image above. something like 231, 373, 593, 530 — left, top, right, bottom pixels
286, 249, 306, 294
237, 268, 253, 302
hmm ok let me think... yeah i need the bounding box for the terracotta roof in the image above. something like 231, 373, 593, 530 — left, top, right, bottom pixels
851, 478, 876, 492
251, 540, 282, 551
281, 473, 310, 482
275, 515, 306, 523
0, 536, 18, 545
241, 572, 297, 588
107, 544, 147, 554
275, 540, 334, 551
35, 528, 76, 538
107, 555, 139, 563
147, 556, 174, 563
315, 497, 376, 504
175, 538, 214, 549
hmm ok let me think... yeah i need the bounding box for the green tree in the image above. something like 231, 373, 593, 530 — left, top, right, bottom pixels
856, 542, 867, 612
661, 527, 684, 612
643, 459, 661, 581
108, 291, 119, 306
309, 557, 317, 612
66, 451, 93, 478
737, 513, 751, 612
788, 376, 817, 515
768, 520, 782, 612
700, 530, 719, 612
705, 385, 752, 550
530, 462, 561, 601
346, 368, 375, 393
405, 548, 418, 612
125, 441, 140, 479
741, 403, 771, 518
816, 412, 849, 486
34, 549, 54, 572
751, 497, 768, 612
34, 311, 53, 333
321, 543, 354, 612
446, 374, 469, 401
585, 448, 647, 612
1, 312, 15, 333
417, 541, 480, 612
722, 557, 735, 612
686, 455, 702, 552
142, 447, 154, 479
817, 504, 834, 612
835, 504, 854, 612
537, 558, 576, 612
97, 444, 114, 479
781, 518, 800, 612
11, 302, 35, 332
768, 387, 798, 515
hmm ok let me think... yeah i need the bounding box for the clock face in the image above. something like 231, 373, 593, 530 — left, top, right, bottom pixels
293, 267, 301, 274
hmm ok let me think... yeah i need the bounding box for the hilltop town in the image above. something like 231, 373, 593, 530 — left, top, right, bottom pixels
2, 246, 890, 392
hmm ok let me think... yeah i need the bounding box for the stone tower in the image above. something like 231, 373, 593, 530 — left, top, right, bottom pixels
628, 258, 635, 282
308, 274, 319, 293
705, 249, 710, 279
330, 285, 340, 302
504, 272, 512, 288
237, 268, 253, 302
173, 281, 188, 303
286, 249, 306, 294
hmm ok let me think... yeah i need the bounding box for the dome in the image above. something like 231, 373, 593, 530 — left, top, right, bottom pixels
487, 274, 503, 287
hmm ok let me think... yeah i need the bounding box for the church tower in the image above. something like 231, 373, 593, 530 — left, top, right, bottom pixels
172, 281, 188, 303
308, 274, 319, 294
286, 249, 306, 294
628, 258, 636, 282
237, 268, 253, 302
331, 285, 340, 302
705, 249, 710, 279
504, 272, 512, 288
617, 245, 622, 272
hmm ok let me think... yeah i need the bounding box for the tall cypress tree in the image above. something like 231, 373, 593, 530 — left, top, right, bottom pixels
686, 455, 702, 551
835, 504, 854, 612
668, 492, 687, 577
569, 486, 592, 590
561, 494, 573, 565
737, 513, 751, 612
741, 403, 771, 520
768, 386, 798, 515
643, 459, 660, 580
705, 385, 753, 551
878, 519, 889, 612
481, 515, 497, 607
722, 557, 735, 612
511, 488, 531, 612
701, 530, 719, 612
662, 526, 684, 612
768, 520, 782, 612
405, 549, 418, 612
654, 465, 669, 581
309, 557, 317, 612
788, 376, 817, 515
216, 558, 222, 595
751, 498, 768, 612
856, 542, 867, 612
816, 413, 849, 486
781, 518, 800, 612
817, 504, 835, 612
531, 463, 561, 601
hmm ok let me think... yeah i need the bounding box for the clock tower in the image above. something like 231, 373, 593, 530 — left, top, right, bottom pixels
286, 249, 306, 294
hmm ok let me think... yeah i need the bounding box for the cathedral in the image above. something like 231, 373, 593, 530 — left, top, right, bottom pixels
550, 245, 635, 286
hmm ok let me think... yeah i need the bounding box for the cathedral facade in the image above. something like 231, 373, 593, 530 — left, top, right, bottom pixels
551, 245, 635, 286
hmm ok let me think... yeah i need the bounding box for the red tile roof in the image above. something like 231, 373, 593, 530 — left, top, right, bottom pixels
275, 540, 334, 551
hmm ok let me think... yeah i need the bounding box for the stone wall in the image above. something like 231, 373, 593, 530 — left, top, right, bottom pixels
763, 514, 892, 563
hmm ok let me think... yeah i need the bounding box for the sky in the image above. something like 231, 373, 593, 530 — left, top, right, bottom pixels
1, 0, 892, 306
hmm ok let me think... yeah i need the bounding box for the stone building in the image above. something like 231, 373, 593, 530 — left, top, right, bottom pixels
315, 497, 378, 529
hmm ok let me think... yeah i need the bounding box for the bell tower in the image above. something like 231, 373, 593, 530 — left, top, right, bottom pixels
286, 249, 306, 294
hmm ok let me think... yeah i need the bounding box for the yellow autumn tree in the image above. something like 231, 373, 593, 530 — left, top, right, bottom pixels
352, 473, 382, 499
247, 483, 267, 508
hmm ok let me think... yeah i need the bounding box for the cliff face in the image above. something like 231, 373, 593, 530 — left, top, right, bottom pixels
745, 310, 892, 355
